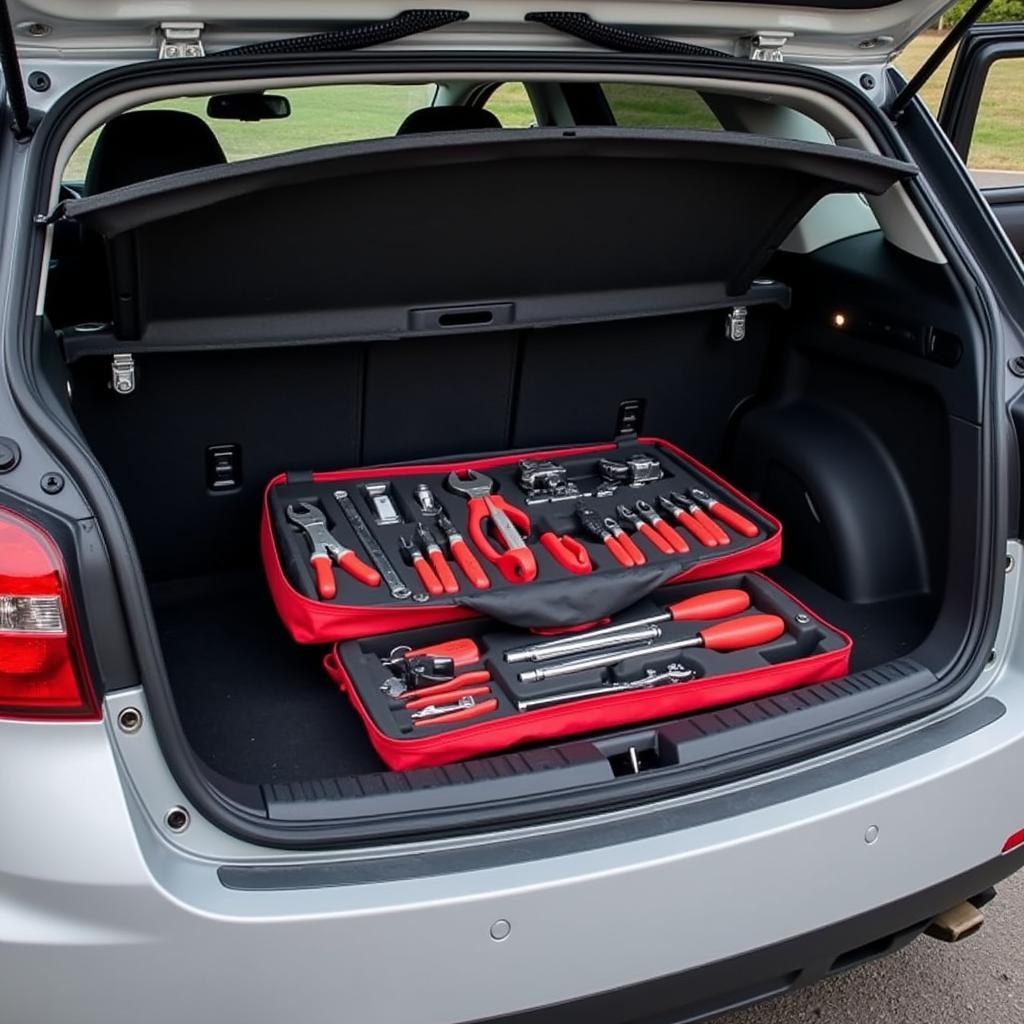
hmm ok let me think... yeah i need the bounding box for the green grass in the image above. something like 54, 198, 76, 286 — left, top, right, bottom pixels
895, 33, 1024, 171
62, 38, 1024, 181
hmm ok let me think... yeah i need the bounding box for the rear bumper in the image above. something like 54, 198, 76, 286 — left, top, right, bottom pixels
4, 677, 1024, 1024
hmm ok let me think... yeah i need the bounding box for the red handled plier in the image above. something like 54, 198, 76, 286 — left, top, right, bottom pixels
286, 502, 381, 599
396, 669, 492, 702
616, 504, 675, 555
446, 470, 537, 584
410, 695, 499, 727
658, 493, 723, 547
635, 500, 689, 554
689, 487, 760, 538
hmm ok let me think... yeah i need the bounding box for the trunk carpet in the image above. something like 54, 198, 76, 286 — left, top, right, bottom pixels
151, 568, 938, 786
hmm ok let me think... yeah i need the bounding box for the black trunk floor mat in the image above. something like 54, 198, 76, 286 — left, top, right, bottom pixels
150, 568, 938, 786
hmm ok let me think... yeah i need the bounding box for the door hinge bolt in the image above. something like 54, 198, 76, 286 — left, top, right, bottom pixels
726, 306, 748, 342
111, 353, 135, 395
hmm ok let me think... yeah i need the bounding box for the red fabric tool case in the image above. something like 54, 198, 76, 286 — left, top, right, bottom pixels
262, 438, 782, 644
323, 573, 851, 770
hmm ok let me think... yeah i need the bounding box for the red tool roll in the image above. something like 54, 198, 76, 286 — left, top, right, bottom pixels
323, 573, 851, 771
262, 438, 783, 644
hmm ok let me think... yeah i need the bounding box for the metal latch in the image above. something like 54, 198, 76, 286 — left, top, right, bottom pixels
159, 22, 205, 59
725, 307, 748, 342
748, 32, 791, 61
111, 353, 135, 395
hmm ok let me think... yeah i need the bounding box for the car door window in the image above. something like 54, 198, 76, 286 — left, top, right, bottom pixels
964, 56, 1024, 188
483, 83, 537, 127
602, 83, 721, 130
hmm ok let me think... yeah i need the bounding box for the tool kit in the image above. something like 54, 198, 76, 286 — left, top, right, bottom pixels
262, 438, 782, 643
322, 573, 851, 770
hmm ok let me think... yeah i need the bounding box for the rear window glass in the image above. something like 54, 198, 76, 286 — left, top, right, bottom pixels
63, 83, 438, 182
603, 83, 721, 130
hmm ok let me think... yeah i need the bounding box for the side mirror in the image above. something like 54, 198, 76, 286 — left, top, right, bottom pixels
206, 93, 291, 121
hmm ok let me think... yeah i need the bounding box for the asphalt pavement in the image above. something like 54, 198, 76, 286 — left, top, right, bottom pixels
720, 869, 1024, 1024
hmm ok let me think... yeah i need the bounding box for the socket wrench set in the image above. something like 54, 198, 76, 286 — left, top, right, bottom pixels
322, 573, 852, 770
262, 438, 782, 643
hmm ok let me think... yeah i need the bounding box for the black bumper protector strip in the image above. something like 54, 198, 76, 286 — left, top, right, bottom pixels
218, 696, 1004, 890
12, 50, 1003, 850
468, 843, 1024, 1024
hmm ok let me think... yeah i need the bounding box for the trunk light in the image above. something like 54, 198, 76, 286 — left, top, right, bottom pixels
1002, 828, 1024, 854
0, 508, 97, 719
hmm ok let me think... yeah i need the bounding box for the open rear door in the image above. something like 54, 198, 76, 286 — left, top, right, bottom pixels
938, 22, 1024, 257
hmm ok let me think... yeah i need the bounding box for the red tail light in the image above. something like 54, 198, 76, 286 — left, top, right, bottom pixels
0, 508, 98, 719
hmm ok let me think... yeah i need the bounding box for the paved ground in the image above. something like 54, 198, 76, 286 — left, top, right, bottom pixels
720, 869, 1024, 1024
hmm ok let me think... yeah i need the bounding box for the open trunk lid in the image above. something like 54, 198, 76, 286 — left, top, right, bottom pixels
7, 0, 961, 69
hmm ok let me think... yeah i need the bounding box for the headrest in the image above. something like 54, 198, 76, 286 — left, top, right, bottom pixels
85, 110, 227, 195
396, 105, 502, 135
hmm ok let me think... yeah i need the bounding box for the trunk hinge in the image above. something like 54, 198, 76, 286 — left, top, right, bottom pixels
886, 0, 991, 121
747, 32, 790, 62
159, 22, 205, 59
111, 353, 136, 396
0, 0, 31, 140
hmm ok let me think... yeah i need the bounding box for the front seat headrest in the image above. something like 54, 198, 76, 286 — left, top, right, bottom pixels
84, 110, 227, 195
396, 105, 502, 135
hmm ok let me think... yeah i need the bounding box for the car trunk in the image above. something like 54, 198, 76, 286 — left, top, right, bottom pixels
42, 126, 986, 833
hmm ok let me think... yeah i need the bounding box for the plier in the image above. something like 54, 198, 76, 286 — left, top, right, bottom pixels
286, 502, 382, 599
397, 669, 492, 702
410, 694, 499, 727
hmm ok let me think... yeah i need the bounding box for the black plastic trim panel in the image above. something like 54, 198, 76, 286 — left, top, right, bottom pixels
225, 695, 1003, 889
262, 658, 933, 823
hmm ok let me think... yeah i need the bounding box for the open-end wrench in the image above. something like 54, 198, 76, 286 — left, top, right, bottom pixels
334, 490, 426, 602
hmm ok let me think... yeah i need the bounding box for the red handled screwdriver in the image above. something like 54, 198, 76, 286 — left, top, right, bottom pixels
518, 614, 786, 683
688, 488, 760, 539
505, 589, 752, 663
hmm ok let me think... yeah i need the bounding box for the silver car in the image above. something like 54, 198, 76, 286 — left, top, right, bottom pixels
2, 1, 1024, 1021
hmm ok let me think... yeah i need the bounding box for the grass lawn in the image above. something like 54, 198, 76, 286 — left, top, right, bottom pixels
62, 33, 1024, 180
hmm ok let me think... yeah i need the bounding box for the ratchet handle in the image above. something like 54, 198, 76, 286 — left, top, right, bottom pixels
427, 549, 460, 594
700, 614, 785, 652
711, 502, 760, 539
311, 553, 337, 600
450, 538, 491, 590
668, 589, 751, 622
338, 550, 382, 588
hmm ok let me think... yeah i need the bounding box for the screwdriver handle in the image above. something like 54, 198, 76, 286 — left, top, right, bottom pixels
699, 614, 785, 652
667, 589, 751, 621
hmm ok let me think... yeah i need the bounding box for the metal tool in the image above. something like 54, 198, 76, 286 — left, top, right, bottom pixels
416, 523, 459, 594
603, 516, 645, 565
446, 470, 537, 584
518, 614, 786, 683
659, 493, 719, 548
396, 669, 492, 702
635, 499, 689, 554
508, 624, 662, 664
517, 664, 695, 711
436, 512, 491, 589
413, 483, 441, 516
334, 489, 422, 601
399, 534, 444, 596
518, 459, 581, 504
598, 454, 664, 488
689, 487, 760, 538
409, 694, 499, 727
362, 482, 404, 526
504, 589, 752, 663
285, 502, 382, 600
670, 490, 730, 546
577, 506, 635, 567
617, 504, 674, 555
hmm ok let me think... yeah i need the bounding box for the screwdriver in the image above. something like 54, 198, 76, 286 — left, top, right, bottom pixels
518, 614, 786, 683
504, 588, 751, 664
